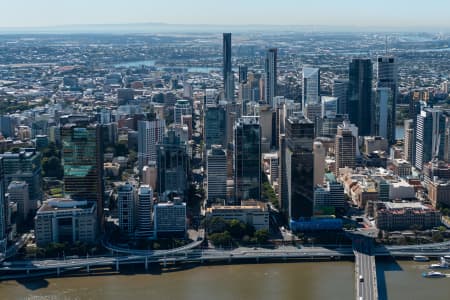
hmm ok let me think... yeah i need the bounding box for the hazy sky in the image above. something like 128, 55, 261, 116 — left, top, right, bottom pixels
1, 0, 450, 28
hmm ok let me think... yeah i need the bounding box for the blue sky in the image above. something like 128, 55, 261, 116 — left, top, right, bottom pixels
1, 0, 449, 28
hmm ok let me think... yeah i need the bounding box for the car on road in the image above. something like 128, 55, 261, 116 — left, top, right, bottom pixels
359, 275, 364, 282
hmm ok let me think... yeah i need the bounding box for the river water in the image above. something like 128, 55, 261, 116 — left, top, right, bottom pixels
1, 260, 449, 300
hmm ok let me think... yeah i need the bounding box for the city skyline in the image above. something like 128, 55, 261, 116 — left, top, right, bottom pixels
2, 0, 450, 30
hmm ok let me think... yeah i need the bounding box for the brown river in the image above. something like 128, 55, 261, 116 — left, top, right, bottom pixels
0, 260, 449, 300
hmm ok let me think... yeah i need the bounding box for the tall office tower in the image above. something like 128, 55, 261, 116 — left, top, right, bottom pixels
321, 96, 338, 117
315, 114, 348, 138
284, 113, 315, 220
335, 121, 357, 176
313, 142, 326, 186
373, 87, 393, 140
259, 104, 273, 152
377, 56, 397, 144
157, 131, 189, 201
0, 149, 42, 211
137, 120, 165, 173
174, 99, 192, 125
332, 79, 349, 114
415, 108, 446, 170
206, 145, 227, 205
403, 119, 415, 163
223, 33, 234, 101
234, 116, 261, 204
204, 89, 218, 106
142, 162, 157, 191
238, 65, 248, 83
443, 114, 450, 163
278, 134, 288, 214
136, 185, 153, 239
204, 104, 227, 149
302, 67, 320, 110
305, 103, 322, 123
118, 182, 135, 235
0, 158, 6, 253
0, 115, 15, 138
264, 48, 278, 106
7, 181, 29, 226
348, 58, 373, 136
225, 102, 242, 147
61, 123, 104, 224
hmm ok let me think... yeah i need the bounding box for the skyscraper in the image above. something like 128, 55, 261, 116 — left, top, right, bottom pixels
335, 121, 357, 175
332, 79, 349, 115
415, 108, 446, 170
377, 56, 397, 144
0, 149, 42, 211
174, 99, 192, 125
61, 123, 104, 224
206, 145, 227, 205
348, 58, 373, 136
7, 181, 29, 227
118, 182, 135, 235
0, 158, 6, 254
373, 87, 393, 140
404, 119, 414, 163
157, 130, 189, 201
238, 65, 248, 84
204, 104, 227, 149
284, 113, 315, 220
223, 33, 234, 101
234, 116, 261, 204
264, 48, 278, 106
302, 67, 320, 110
136, 185, 153, 239
137, 120, 165, 173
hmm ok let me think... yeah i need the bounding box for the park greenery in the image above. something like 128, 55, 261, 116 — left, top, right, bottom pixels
203, 217, 269, 247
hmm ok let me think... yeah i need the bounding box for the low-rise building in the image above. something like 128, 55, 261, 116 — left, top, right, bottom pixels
34, 198, 97, 247
392, 159, 412, 178
428, 180, 450, 208
206, 201, 269, 230
375, 202, 441, 231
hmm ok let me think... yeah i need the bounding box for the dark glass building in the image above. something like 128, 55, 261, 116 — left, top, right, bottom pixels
234, 116, 261, 205
348, 58, 373, 136
264, 48, 278, 106
204, 104, 227, 149
285, 113, 315, 220
157, 130, 189, 201
61, 123, 104, 225
223, 33, 233, 101
377, 56, 398, 144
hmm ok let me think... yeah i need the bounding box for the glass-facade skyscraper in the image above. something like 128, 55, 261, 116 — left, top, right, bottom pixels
223, 33, 233, 101
157, 130, 189, 201
348, 58, 373, 136
284, 113, 315, 220
377, 56, 397, 144
234, 116, 261, 205
204, 104, 227, 149
264, 48, 277, 106
61, 123, 104, 224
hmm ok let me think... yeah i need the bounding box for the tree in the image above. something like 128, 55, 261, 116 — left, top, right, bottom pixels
228, 219, 246, 239
209, 231, 232, 247
206, 217, 228, 234
42, 156, 64, 179
254, 229, 270, 244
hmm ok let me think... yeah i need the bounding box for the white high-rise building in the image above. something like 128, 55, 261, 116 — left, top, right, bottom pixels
302, 67, 320, 110
207, 145, 227, 205
373, 88, 392, 140
137, 120, 165, 174
118, 182, 135, 235
136, 185, 153, 239
174, 99, 192, 125
264, 48, 277, 106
